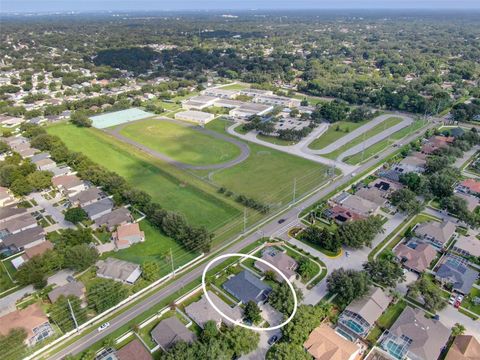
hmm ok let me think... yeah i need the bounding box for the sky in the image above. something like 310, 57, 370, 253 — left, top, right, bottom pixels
1, 0, 479, 14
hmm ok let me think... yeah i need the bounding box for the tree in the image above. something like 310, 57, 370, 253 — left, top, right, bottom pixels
301, 226, 341, 253
390, 188, 424, 215
451, 323, 466, 337
399, 172, 426, 194
282, 303, 331, 344
64, 207, 88, 223
224, 326, 259, 357
363, 251, 405, 288
0, 328, 27, 360
326, 268, 371, 307
297, 257, 317, 281
440, 196, 477, 227
10, 177, 34, 196
87, 278, 128, 313
141, 261, 161, 282
337, 216, 384, 248
26, 170, 53, 190
63, 244, 98, 271
407, 275, 447, 312
201, 320, 219, 342
266, 343, 311, 360
244, 300, 262, 324
70, 111, 92, 127
49, 295, 87, 332
269, 282, 303, 315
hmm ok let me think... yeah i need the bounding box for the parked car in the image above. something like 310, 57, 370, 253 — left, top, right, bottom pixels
448, 295, 456, 305
98, 322, 110, 332
268, 335, 278, 345
278, 219, 286, 224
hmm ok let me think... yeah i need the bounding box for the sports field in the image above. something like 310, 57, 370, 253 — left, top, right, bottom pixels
205, 119, 330, 206
47, 123, 240, 231
118, 119, 241, 166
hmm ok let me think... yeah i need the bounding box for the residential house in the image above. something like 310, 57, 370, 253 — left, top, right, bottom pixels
254, 246, 298, 282
370, 178, 403, 195
422, 135, 454, 155
223, 270, 272, 304
116, 339, 153, 360
453, 234, 480, 259
11, 240, 54, 270
334, 194, 380, 217
325, 205, 365, 224
150, 317, 196, 351
0, 205, 28, 224
0, 187, 15, 207
112, 223, 145, 250
1, 226, 45, 252
394, 156, 426, 174
34, 158, 56, 171
83, 198, 114, 221
185, 290, 243, 329
414, 220, 456, 249
355, 187, 387, 207
379, 306, 450, 360
457, 179, 480, 196
48, 281, 86, 303
1, 213, 37, 234
434, 255, 478, 294
394, 242, 437, 273
337, 287, 390, 339
455, 192, 479, 212
68, 187, 103, 207
29, 152, 50, 163
0, 303, 54, 346
449, 127, 465, 139
94, 208, 132, 231
303, 324, 361, 360
378, 169, 401, 183
96, 258, 142, 284
17, 146, 37, 158
445, 334, 480, 360
52, 175, 87, 195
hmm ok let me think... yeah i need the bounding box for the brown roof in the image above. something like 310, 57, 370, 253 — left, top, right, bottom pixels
24, 240, 54, 260
255, 247, 298, 281
115, 223, 144, 240
304, 324, 359, 360
394, 243, 437, 273
48, 281, 85, 303
116, 339, 152, 360
446, 335, 480, 360
0, 303, 49, 339
460, 179, 480, 194
52, 175, 83, 190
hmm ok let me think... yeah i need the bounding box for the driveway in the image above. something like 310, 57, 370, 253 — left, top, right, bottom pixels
439, 305, 480, 337
30, 192, 75, 230
0, 285, 34, 316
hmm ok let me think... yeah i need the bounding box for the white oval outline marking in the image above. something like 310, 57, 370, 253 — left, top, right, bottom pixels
201, 252, 298, 331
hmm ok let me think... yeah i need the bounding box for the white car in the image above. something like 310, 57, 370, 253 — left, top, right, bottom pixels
448, 296, 456, 305
98, 322, 110, 332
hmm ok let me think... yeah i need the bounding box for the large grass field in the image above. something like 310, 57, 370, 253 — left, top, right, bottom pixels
118, 119, 241, 166
110, 221, 197, 273
218, 83, 249, 91
47, 123, 240, 231
205, 119, 330, 206
308, 120, 370, 150
322, 117, 404, 160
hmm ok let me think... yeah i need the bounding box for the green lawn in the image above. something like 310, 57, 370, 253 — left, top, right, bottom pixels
308, 120, 370, 150
47, 123, 240, 231
0, 261, 15, 293
462, 287, 480, 316
322, 117, 404, 159
119, 119, 241, 166
257, 133, 297, 146
218, 83, 249, 91
367, 300, 407, 344
111, 221, 197, 272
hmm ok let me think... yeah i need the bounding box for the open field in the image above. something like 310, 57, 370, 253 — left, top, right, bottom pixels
118, 119, 241, 166
205, 119, 330, 206
308, 120, 370, 150
47, 123, 240, 231
218, 83, 249, 91
110, 221, 197, 274
322, 117, 404, 160
343, 120, 427, 165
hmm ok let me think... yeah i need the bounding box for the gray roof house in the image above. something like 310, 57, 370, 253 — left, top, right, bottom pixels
0, 206, 28, 224
29, 152, 50, 163
223, 270, 272, 304
337, 287, 390, 339
2, 226, 45, 251
434, 255, 478, 295
151, 317, 196, 351
1, 213, 37, 234
414, 220, 456, 249
379, 306, 450, 360
185, 290, 243, 329
96, 258, 142, 285
94, 208, 132, 231
83, 198, 114, 221
69, 187, 103, 207
48, 281, 86, 303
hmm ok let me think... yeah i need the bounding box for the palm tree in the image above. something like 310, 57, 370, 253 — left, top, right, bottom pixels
451, 323, 466, 337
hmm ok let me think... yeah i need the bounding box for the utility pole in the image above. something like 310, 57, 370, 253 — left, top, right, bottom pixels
292, 177, 297, 203
170, 248, 175, 278
67, 299, 79, 332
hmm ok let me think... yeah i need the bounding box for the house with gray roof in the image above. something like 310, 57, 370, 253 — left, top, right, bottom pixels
83, 198, 113, 221
185, 290, 243, 329
0, 205, 28, 224
69, 187, 103, 207
337, 287, 390, 339
150, 317, 196, 351
414, 220, 456, 249
222, 270, 272, 304
48, 281, 86, 303
379, 306, 450, 360
94, 207, 132, 231
1, 213, 37, 234
1, 226, 45, 252
434, 255, 478, 295
96, 258, 142, 284
29, 152, 50, 163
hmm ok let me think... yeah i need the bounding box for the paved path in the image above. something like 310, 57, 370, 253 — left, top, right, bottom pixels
46, 119, 439, 360
107, 117, 251, 171
227, 123, 357, 174
30, 192, 75, 230
0, 285, 34, 316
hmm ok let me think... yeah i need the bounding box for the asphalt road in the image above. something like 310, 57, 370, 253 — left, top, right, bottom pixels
48, 119, 438, 360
